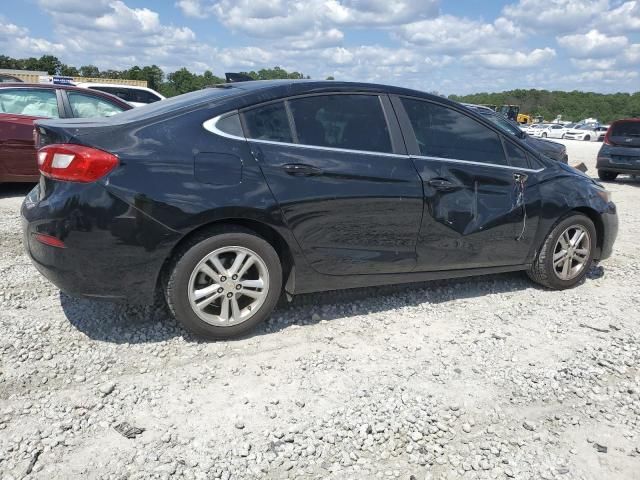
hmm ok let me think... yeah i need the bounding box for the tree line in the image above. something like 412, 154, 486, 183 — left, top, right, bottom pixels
449, 89, 640, 123
0, 54, 308, 98
2, 55, 638, 122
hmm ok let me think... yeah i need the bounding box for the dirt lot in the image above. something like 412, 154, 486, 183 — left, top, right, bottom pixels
1, 140, 639, 480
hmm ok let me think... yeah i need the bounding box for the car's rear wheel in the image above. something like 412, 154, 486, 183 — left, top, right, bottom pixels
165, 227, 282, 339
542, 132, 547, 138
527, 214, 596, 290
598, 170, 618, 181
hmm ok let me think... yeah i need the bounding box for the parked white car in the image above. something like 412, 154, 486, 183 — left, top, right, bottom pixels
524, 123, 548, 137
539, 123, 577, 139
563, 124, 600, 141
75, 83, 164, 107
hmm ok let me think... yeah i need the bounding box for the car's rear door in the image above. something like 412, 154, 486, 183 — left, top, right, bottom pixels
392, 95, 541, 271
0, 87, 63, 179
242, 93, 424, 275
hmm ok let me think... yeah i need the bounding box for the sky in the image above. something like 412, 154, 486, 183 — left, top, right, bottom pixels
1, 0, 639, 95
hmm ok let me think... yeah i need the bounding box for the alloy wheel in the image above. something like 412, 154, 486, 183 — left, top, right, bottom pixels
187, 246, 269, 326
552, 225, 591, 281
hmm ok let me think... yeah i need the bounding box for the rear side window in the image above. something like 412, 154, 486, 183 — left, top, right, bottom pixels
242, 101, 293, 143
0, 88, 60, 118
503, 140, 530, 169
92, 86, 160, 104
288, 94, 392, 153
401, 98, 507, 166
67, 92, 125, 118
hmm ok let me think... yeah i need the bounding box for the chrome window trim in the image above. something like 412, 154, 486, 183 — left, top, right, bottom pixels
412, 155, 544, 173
248, 138, 409, 159
203, 112, 407, 159
202, 112, 246, 141
204, 113, 544, 171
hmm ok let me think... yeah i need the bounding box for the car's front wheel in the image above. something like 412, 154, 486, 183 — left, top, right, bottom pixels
542, 132, 547, 138
527, 214, 596, 290
598, 170, 618, 181
584, 135, 591, 141
165, 227, 282, 339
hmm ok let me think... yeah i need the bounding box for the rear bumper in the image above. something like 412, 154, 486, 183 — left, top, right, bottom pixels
21, 183, 179, 303
597, 155, 640, 175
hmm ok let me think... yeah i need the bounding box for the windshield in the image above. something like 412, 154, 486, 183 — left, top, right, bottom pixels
479, 112, 522, 137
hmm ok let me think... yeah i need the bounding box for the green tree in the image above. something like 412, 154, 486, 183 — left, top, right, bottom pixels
79, 65, 100, 77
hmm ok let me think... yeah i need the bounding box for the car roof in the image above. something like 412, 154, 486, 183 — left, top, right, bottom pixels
85, 79, 462, 125
0, 82, 133, 109
76, 82, 158, 92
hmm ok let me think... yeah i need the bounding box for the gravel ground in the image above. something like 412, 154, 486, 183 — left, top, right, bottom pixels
1, 140, 639, 480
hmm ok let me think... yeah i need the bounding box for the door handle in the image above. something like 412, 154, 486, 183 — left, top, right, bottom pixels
427, 178, 458, 191
282, 163, 323, 176
513, 173, 528, 183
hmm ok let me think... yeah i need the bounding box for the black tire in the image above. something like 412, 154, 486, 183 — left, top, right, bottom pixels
164, 226, 282, 340
584, 135, 591, 141
527, 214, 596, 290
542, 132, 547, 138
598, 170, 618, 181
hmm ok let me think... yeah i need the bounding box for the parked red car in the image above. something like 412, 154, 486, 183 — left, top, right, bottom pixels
0, 83, 132, 183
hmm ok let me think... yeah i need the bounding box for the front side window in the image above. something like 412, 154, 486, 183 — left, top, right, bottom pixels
0, 88, 60, 118
67, 92, 125, 118
242, 101, 293, 143
401, 98, 507, 165
288, 94, 392, 153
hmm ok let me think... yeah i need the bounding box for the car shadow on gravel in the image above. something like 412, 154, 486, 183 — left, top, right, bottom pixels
598, 175, 640, 187
60, 270, 558, 343
0, 183, 34, 199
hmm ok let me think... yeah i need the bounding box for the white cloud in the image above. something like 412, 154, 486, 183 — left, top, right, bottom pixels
563, 69, 638, 84
2, 0, 639, 95
557, 29, 628, 58
503, 0, 609, 32
570, 58, 617, 70
35, 0, 199, 68
0, 20, 28, 38
596, 1, 640, 32
175, 0, 210, 19
0, 19, 65, 56
323, 0, 439, 26
470, 48, 557, 69
397, 15, 521, 54
621, 43, 640, 63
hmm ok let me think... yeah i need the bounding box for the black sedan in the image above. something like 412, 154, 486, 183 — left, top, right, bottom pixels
23, 80, 618, 339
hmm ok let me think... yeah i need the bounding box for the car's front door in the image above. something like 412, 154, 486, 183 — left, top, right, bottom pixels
549, 125, 563, 138
242, 93, 424, 275
392, 96, 541, 271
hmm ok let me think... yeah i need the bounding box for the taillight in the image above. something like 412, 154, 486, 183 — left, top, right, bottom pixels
603, 129, 612, 146
38, 144, 119, 182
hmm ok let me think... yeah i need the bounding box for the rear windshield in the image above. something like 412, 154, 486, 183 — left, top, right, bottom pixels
610, 121, 640, 138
